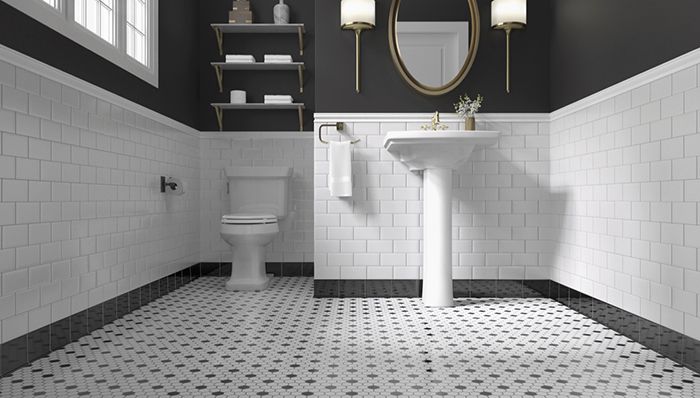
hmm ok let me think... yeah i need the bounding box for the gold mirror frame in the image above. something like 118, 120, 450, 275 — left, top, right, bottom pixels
388, 0, 480, 96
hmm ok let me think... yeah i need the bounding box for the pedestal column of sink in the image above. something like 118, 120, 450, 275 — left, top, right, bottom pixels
422, 168, 454, 307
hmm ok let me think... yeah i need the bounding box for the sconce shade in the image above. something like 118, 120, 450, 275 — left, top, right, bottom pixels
341, 0, 376, 27
491, 0, 527, 27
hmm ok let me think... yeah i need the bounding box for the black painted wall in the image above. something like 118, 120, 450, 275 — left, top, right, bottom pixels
198, 0, 315, 131
0, 0, 199, 128
550, 0, 700, 110
314, 0, 551, 113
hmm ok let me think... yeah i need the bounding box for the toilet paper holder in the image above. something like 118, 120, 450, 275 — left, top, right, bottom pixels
160, 176, 182, 193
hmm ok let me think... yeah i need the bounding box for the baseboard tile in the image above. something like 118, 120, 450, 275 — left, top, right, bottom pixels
0, 263, 204, 377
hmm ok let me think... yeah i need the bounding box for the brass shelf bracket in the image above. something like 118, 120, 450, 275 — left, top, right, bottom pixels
214, 106, 224, 131
214, 65, 223, 93
297, 26, 304, 56
213, 27, 224, 56
298, 65, 304, 94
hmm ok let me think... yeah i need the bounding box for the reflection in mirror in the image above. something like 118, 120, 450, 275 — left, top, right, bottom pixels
396, 0, 470, 88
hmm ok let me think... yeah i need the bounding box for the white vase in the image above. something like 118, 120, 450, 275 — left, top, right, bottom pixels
273, 0, 290, 24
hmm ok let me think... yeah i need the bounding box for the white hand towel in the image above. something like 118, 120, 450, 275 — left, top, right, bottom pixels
264, 95, 293, 104
264, 54, 293, 63
328, 141, 352, 198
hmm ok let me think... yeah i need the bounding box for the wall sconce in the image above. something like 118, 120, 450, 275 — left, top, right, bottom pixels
491, 0, 527, 93
341, 0, 375, 93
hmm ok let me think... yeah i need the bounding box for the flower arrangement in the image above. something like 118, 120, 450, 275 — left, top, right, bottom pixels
454, 93, 484, 118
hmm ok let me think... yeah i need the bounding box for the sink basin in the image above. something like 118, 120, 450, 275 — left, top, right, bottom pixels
383, 130, 499, 307
383, 130, 500, 171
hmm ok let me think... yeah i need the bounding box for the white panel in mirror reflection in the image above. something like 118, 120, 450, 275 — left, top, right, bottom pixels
396, 22, 469, 87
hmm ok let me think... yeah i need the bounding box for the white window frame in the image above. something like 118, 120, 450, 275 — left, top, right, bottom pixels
2, 0, 159, 87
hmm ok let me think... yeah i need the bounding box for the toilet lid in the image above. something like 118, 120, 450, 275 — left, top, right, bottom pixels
221, 213, 277, 225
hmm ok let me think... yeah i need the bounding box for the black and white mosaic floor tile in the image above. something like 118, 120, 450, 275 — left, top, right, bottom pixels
1, 277, 698, 397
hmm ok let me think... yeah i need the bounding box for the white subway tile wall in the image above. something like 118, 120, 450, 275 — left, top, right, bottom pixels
0, 60, 200, 344
550, 64, 700, 340
314, 118, 553, 282
199, 137, 314, 264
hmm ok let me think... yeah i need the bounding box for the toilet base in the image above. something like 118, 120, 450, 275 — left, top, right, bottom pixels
225, 273, 274, 291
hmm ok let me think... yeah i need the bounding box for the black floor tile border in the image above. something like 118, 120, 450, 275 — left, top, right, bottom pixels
313, 278, 699, 374
200, 262, 313, 277
0, 263, 205, 377
0, 262, 313, 377
314, 279, 547, 299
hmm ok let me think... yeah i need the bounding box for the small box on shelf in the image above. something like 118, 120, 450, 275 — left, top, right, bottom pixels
229, 11, 253, 24
232, 0, 250, 11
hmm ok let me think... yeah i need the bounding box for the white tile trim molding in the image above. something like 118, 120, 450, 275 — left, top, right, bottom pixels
0, 43, 197, 136
314, 113, 551, 123
551, 46, 700, 120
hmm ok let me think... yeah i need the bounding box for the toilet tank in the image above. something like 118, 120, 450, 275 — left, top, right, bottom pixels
225, 166, 293, 219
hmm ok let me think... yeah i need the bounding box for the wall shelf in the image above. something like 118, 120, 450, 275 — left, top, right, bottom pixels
211, 62, 305, 93
211, 103, 306, 132
211, 23, 305, 56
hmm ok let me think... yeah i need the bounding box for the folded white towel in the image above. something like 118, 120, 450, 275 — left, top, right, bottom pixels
264, 100, 294, 104
328, 141, 352, 198
264, 54, 293, 63
225, 55, 256, 63
264, 95, 293, 100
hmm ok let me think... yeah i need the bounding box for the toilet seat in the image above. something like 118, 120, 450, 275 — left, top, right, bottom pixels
221, 213, 277, 225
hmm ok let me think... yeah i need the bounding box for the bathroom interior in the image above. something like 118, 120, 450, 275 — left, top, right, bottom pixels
0, 0, 699, 396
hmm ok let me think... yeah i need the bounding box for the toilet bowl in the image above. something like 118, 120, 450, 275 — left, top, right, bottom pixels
220, 214, 279, 291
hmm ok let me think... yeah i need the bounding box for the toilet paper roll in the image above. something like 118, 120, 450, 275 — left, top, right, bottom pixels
230, 90, 247, 104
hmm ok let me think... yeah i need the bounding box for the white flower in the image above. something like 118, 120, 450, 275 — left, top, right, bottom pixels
454, 94, 483, 118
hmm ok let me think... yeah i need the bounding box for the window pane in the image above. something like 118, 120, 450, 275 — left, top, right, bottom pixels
42, 0, 59, 9
74, 0, 115, 45
127, 0, 149, 66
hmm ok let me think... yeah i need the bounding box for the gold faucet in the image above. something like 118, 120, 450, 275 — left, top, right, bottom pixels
421, 111, 448, 131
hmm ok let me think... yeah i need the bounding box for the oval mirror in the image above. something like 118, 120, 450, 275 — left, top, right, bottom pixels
388, 0, 480, 96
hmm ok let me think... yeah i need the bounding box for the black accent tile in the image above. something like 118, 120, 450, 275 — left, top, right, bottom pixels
149, 281, 161, 301
522, 280, 548, 298
27, 326, 50, 362
302, 262, 314, 277
548, 281, 561, 300
70, 311, 87, 342
116, 293, 130, 318
577, 294, 594, 318
684, 337, 700, 373
201, 262, 220, 276
265, 262, 282, 277
496, 280, 523, 297
159, 278, 168, 297
453, 280, 470, 298
129, 289, 141, 311
140, 285, 151, 307
87, 304, 104, 333
282, 262, 302, 276
313, 280, 339, 298
104, 298, 117, 325
50, 317, 70, 352
470, 280, 496, 298
221, 263, 232, 276
391, 280, 420, 297
366, 280, 393, 298
339, 280, 365, 297
660, 326, 685, 364
1, 335, 27, 376
639, 318, 660, 351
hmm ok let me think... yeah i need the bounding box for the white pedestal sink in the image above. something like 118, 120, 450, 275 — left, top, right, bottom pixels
383, 130, 500, 307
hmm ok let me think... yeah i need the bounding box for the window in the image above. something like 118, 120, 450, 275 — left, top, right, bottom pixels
126, 0, 147, 66
42, 0, 59, 8
1, 0, 158, 86
74, 0, 116, 46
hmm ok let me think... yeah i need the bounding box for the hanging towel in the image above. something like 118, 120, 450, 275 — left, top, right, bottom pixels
328, 141, 352, 198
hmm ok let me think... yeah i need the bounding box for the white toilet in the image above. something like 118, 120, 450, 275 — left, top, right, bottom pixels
220, 166, 292, 291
